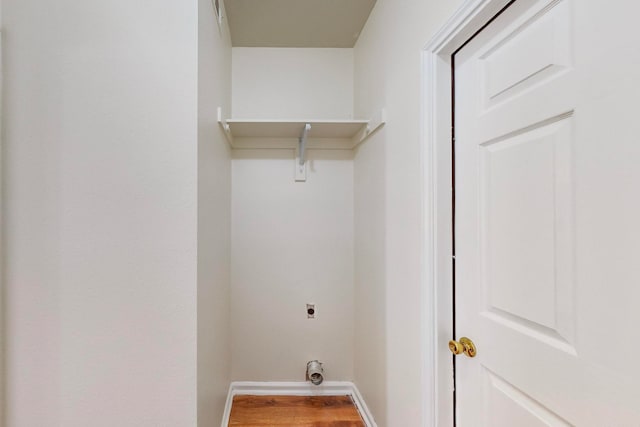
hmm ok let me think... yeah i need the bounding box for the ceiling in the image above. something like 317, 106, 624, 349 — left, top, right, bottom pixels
224, 0, 376, 48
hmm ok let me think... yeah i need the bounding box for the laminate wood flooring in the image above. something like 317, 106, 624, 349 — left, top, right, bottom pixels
228, 395, 366, 426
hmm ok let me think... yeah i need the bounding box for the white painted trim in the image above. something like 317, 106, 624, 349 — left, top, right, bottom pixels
221, 381, 377, 427
0, 31, 4, 426
420, 1, 513, 426
348, 383, 377, 427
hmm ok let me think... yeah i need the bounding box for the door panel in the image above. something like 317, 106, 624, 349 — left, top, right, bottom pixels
481, 1, 572, 108
454, 0, 640, 425
481, 117, 575, 347
484, 369, 572, 427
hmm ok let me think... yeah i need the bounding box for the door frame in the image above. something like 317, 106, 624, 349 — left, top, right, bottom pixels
420, 1, 512, 425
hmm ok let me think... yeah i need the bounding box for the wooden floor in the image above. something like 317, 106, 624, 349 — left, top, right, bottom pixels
228, 395, 366, 426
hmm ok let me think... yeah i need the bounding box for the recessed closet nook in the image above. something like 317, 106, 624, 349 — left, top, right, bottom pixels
202, 0, 448, 425
216, 0, 385, 423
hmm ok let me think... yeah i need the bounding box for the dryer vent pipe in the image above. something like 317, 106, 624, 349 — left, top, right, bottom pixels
306, 360, 324, 385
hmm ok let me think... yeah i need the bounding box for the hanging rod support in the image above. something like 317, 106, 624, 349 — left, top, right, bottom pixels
299, 123, 311, 166
295, 123, 311, 182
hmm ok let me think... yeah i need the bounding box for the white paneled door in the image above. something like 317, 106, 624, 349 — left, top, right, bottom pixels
453, 0, 640, 425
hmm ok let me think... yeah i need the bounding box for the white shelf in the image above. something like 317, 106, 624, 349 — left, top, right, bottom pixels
228, 119, 368, 139
217, 108, 385, 150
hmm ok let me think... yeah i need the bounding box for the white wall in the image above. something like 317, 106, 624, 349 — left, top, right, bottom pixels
197, 0, 232, 426
231, 149, 354, 381
353, 0, 464, 425
232, 48, 354, 119
230, 46, 355, 382
0, 4, 4, 423
2, 1, 199, 425
353, 131, 387, 421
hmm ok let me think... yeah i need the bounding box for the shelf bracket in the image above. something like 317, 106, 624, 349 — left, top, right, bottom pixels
217, 107, 234, 146
295, 123, 311, 182
352, 108, 386, 148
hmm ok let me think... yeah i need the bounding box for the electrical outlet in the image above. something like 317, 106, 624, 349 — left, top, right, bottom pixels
306, 304, 316, 319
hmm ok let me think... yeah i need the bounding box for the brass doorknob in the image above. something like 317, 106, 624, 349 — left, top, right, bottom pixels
448, 337, 477, 358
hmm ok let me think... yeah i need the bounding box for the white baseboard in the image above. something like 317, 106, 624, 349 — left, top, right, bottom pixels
221, 381, 377, 427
